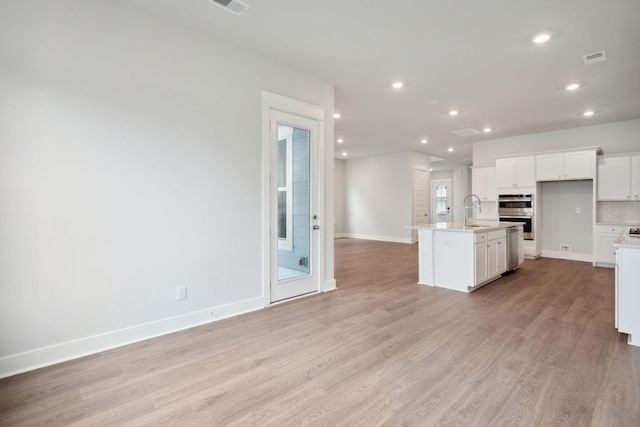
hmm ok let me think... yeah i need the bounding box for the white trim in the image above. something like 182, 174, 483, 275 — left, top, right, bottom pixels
343, 233, 414, 244
0, 297, 264, 379
540, 250, 593, 263
323, 279, 337, 292
334, 233, 348, 239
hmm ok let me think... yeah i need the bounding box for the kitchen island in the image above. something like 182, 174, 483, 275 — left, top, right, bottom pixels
409, 221, 523, 293
614, 231, 640, 346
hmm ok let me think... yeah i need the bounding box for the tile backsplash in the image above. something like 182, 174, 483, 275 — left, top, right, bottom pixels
597, 201, 640, 223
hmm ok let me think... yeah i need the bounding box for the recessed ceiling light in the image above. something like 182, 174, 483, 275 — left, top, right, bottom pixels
392, 81, 404, 89
533, 33, 551, 44
583, 110, 595, 117
483, 127, 492, 133
420, 138, 428, 144
337, 138, 344, 143
566, 83, 580, 91
449, 110, 459, 116
342, 151, 348, 156
333, 113, 341, 119
448, 147, 454, 152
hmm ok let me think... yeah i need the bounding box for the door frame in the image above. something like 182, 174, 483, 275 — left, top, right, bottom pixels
261, 91, 327, 306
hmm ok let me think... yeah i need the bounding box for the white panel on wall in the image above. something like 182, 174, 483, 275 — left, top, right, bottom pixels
540, 181, 594, 258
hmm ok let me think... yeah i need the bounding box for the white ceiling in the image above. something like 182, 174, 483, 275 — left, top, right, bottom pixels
119, 0, 640, 164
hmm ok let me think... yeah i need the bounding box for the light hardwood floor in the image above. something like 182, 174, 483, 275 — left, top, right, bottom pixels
1, 238, 639, 426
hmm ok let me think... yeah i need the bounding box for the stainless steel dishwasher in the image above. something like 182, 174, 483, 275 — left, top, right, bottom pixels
506, 226, 520, 272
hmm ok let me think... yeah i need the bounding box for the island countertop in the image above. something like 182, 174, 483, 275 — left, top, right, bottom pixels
407, 221, 524, 234
614, 233, 640, 249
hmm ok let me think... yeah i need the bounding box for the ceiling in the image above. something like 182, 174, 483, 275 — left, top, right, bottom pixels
118, 0, 640, 165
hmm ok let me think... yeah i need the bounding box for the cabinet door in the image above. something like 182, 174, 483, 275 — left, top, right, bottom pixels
536, 153, 563, 181
496, 158, 515, 188
487, 238, 507, 277
596, 232, 619, 265
631, 156, 640, 200
472, 168, 486, 200
484, 167, 497, 201
564, 151, 594, 179
515, 156, 535, 187
475, 242, 488, 285
597, 157, 631, 201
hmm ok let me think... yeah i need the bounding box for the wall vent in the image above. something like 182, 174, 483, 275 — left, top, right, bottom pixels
583, 50, 607, 65
452, 128, 481, 137
208, 0, 250, 16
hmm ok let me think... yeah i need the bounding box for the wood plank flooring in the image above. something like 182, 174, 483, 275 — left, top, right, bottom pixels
1, 238, 639, 426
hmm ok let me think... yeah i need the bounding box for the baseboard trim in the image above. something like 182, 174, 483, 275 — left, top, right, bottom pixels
343, 233, 413, 244
541, 250, 592, 263
334, 233, 348, 239
323, 279, 337, 292
0, 297, 264, 379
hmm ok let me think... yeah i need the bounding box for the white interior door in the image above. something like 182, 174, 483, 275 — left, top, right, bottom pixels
269, 110, 319, 302
432, 179, 452, 222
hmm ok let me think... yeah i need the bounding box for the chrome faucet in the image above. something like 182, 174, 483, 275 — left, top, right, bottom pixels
463, 194, 482, 226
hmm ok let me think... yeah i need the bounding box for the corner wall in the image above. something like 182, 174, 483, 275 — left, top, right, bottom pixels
0, 0, 334, 377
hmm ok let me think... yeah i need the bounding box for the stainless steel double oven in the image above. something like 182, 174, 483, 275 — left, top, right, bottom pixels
498, 194, 534, 240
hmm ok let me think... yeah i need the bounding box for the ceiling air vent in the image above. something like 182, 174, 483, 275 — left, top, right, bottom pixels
452, 128, 481, 137
583, 50, 607, 65
208, 0, 250, 16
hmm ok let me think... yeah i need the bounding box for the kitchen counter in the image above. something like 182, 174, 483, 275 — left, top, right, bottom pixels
410, 221, 524, 293
614, 233, 640, 249
408, 221, 524, 233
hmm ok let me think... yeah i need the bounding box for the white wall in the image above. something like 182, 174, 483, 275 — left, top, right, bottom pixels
334, 159, 346, 237
540, 181, 594, 260
473, 119, 640, 165
344, 151, 419, 243
0, 0, 334, 377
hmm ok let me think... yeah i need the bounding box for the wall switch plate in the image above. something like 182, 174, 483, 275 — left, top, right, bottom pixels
177, 286, 187, 300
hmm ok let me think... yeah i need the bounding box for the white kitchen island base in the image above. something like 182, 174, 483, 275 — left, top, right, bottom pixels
413, 222, 523, 293
614, 233, 640, 347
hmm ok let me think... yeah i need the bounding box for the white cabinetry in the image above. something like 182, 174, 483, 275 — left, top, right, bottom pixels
471, 166, 497, 201
518, 227, 524, 265
615, 243, 640, 346
474, 229, 507, 287
597, 154, 640, 201
496, 156, 534, 189
594, 225, 626, 266
536, 150, 595, 181
475, 240, 488, 284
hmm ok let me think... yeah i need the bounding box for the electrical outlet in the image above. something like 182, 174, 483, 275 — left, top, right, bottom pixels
560, 245, 571, 252
575, 207, 581, 214
177, 286, 187, 300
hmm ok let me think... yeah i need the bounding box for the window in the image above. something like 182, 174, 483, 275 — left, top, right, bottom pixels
277, 126, 293, 251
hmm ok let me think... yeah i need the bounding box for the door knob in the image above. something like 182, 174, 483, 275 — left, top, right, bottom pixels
313, 225, 320, 230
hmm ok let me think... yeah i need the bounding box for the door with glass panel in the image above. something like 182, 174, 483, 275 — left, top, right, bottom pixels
431, 179, 452, 222
270, 110, 319, 302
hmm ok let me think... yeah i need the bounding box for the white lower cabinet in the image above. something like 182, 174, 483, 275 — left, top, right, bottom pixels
615, 245, 640, 346
474, 230, 507, 287
595, 225, 627, 266
475, 241, 488, 284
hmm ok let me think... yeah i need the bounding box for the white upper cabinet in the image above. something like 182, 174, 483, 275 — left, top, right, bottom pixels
536, 150, 595, 181
471, 166, 497, 201
496, 156, 534, 189
632, 156, 640, 200
597, 155, 640, 201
